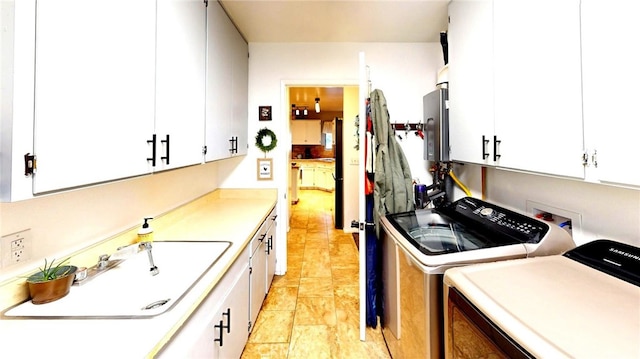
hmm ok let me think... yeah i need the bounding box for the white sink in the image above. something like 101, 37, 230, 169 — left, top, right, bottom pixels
2, 241, 230, 319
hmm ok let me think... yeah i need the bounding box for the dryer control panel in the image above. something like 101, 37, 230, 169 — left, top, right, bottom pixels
439, 197, 549, 243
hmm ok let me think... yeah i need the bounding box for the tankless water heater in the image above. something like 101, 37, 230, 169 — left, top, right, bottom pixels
423, 88, 449, 162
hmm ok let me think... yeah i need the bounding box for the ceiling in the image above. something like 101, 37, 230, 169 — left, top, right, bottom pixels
218, 0, 450, 112
219, 0, 450, 43
289, 87, 344, 113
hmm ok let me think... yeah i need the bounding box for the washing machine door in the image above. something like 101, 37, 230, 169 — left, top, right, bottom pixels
386, 210, 521, 256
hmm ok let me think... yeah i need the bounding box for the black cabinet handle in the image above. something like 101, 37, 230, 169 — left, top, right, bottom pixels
222, 308, 231, 333
266, 235, 273, 254
147, 134, 157, 167
482, 135, 490, 160
161, 134, 170, 165
214, 319, 224, 346
493, 136, 501, 162
229, 136, 238, 154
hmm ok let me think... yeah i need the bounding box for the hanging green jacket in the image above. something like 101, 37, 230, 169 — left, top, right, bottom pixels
370, 89, 415, 237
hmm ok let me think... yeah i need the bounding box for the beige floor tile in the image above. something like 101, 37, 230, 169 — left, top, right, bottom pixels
272, 267, 301, 287
333, 285, 359, 311
262, 286, 298, 311
331, 267, 359, 286
298, 277, 333, 297
242, 189, 390, 358
287, 228, 307, 243
241, 343, 290, 359
293, 297, 336, 326
287, 325, 334, 359
248, 310, 295, 343
300, 257, 332, 278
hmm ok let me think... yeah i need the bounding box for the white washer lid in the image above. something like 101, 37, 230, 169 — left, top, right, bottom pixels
444, 255, 640, 358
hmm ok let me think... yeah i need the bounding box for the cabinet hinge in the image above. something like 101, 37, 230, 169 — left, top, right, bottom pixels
582, 150, 598, 168
204, 0, 208, 7
248, 321, 252, 332
202, 146, 208, 155
249, 267, 252, 275
24, 153, 36, 176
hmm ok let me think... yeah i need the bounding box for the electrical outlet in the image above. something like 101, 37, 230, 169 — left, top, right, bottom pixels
11, 238, 24, 251
1, 229, 32, 267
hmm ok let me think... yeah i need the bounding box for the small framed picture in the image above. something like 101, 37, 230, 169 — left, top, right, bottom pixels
259, 106, 272, 121
257, 158, 273, 180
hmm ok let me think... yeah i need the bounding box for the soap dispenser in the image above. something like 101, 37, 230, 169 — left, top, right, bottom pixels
138, 217, 154, 242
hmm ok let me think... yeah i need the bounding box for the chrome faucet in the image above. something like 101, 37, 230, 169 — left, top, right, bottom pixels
97, 242, 159, 275
75, 242, 160, 286
140, 242, 159, 276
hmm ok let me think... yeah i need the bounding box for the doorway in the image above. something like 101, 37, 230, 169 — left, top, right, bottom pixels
288, 86, 344, 229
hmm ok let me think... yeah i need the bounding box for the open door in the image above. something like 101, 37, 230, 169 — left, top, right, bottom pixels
334, 117, 344, 229
358, 52, 368, 341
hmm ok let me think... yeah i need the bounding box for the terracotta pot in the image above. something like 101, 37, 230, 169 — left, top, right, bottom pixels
27, 265, 77, 304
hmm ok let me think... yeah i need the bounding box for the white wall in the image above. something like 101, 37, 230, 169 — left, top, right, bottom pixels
218, 41, 444, 227
0, 162, 220, 279
452, 164, 640, 247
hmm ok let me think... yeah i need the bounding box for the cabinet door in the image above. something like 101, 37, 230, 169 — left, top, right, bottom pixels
230, 26, 249, 157
205, 1, 233, 161
155, 0, 206, 171
32, 0, 155, 193
582, 0, 640, 187
448, 0, 495, 165
291, 120, 321, 145
159, 257, 249, 358
215, 264, 250, 359
249, 237, 267, 331
493, 0, 584, 178
265, 215, 277, 291
300, 166, 315, 188
205, 1, 247, 161
291, 121, 308, 145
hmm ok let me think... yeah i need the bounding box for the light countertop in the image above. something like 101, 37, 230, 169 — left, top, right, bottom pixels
0, 188, 277, 358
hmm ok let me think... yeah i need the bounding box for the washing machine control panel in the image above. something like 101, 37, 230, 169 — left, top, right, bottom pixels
439, 197, 549, 243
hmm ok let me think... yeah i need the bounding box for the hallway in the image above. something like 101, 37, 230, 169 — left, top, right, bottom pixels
241, 189, 390, 358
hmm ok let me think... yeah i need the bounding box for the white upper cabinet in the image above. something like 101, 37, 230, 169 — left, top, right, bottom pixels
230, 22, 249, 157
493, 0, 584, 179
448, 0, 494, 165
32, 0, 156, 194
291, 120, 321, 145
2, 0, 248, 200
155, 0, 207, 171
448, 0, 584, 179
581, 0, 640, 187
205, 1, 248, 161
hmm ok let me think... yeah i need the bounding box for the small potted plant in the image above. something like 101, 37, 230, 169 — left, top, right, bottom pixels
26, 258, 77, 304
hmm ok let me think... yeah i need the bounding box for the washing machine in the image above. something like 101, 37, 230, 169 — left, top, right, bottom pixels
380, 196, 575, 359
443, 239, 640, 358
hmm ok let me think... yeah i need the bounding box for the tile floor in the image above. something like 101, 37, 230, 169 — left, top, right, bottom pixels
240, 189, 391, 359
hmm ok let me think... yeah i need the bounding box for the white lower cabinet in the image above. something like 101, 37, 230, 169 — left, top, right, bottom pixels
299, 163, 334, 191
249, 230, 267, 332
159, 255, 249, 358
160, 205, 277, 357
249, 206, 277, 332
300, 166, 315, 188
265, 211, 278, 292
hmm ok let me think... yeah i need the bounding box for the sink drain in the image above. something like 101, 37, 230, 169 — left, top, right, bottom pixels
142, 298, 171, 310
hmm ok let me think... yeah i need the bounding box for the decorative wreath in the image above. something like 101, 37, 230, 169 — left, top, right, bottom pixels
255, 127, 278, 154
